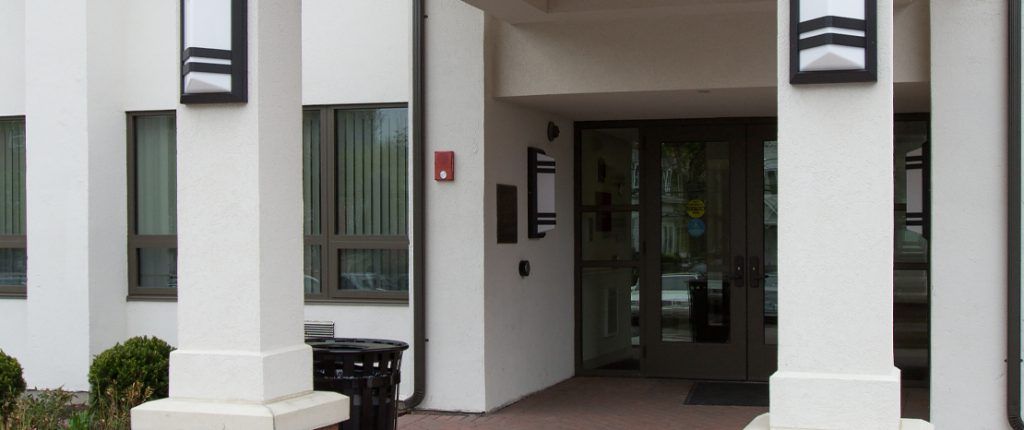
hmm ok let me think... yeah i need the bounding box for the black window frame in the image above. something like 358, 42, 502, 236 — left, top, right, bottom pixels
304, 103, 411, 304
127, 110, 178, 300
0, 116, 26, 298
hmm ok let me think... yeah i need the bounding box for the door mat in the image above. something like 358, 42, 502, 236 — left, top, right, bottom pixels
684, 382, 769, 407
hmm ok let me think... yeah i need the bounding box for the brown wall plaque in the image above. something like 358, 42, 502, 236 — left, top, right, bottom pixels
497, 184, 518, 244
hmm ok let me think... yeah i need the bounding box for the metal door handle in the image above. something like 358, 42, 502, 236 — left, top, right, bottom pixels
749, 256, 761, 289
730, 256, 745, 285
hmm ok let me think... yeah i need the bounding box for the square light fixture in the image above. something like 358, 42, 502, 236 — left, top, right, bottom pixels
180, 0, 247, 103
790, 0, 877, 84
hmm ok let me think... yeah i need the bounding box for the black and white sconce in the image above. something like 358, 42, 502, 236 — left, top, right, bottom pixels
790, 0, 876, 84
528, 147, 556, 239
180, 0, 247, 103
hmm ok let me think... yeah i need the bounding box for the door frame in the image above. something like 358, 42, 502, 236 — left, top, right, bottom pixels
574, 117, 776, 378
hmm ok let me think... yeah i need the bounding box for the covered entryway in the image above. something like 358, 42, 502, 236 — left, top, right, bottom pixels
575, 117, 931, 395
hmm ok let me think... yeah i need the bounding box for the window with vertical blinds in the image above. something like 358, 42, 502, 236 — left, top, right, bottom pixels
0, 117, 26, 296
128, 112, 178, 296
126, 106, 410, 302
304, 105, 410, 301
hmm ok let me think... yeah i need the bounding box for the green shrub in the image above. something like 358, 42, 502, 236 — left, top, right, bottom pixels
7, 389, 75, 429
0, 350, 26, 421
88, 336, 174, 411
91, 381, 151, 430
66, 409, 94, 430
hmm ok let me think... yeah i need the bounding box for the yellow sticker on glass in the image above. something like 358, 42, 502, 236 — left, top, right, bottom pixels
686, 199, 706, 218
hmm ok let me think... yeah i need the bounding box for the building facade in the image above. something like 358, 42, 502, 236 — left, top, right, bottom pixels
0, 0, 1017, 429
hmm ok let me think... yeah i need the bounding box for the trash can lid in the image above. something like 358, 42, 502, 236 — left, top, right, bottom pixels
306, 338, 409, 354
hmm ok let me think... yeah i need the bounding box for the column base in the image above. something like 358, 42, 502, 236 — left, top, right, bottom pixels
769, 368, 902, 429
744, 414, 933, 430
131, 391, 349, 430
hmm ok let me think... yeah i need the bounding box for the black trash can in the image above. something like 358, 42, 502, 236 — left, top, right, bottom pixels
308, 338, 409, 430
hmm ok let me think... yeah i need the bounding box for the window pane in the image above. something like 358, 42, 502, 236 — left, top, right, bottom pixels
895, 121, 929, 264
304, 245, 322, 294
135, 115, 177, 235
0, 248, 26, 286
336, 108, 408, 236
337, 249, 408, 293
303, 112, 322, 236
0, 119, 26, 236
580, 128, 640, 206
138, 248, 177, 289
580, 211, 639, 261
581, 267, 639, 371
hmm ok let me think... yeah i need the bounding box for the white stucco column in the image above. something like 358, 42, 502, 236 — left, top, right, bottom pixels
747, 0, 927, 429
929, 1, 1009, 429
131, 0, 347, 428
23, 0, 127, 391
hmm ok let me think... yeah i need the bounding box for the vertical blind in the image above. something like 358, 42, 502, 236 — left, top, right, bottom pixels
0, 119, 25, 237
134, 115, 177, 289
0, 119, 25, 287
135, 115, 177, 236
336, 108, 408, 237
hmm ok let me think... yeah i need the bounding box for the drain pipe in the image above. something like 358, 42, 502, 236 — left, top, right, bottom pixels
1008, 0, 1022, 428
401, 0, 427, 411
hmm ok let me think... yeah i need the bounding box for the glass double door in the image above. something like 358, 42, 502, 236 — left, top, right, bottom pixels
641, 124, 776, 381
578, 122, 777, 381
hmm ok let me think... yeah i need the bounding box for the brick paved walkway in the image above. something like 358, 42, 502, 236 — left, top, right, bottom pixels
398, 377, 767, 430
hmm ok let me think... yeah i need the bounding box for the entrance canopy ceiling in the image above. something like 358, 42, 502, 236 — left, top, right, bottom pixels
463, 0, 920, 23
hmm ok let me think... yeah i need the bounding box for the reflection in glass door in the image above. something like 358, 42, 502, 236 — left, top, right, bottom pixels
642, 125, 747, 380
658, 141, 733, 344
577, 128, 642, 372
575, 118, 929, 394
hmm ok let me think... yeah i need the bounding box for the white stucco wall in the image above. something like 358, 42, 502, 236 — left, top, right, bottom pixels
0, 300, 27, 362
0, 0, 418, 395
490, 3, 929, 100
120, 0, 417, 400
419, 0, 489, 412
303, 0, 411, 105
0, 0, 24, 116
930, 1, 1010, 429
481, 96, 574, 410
0, 0, 26, 363
122, 0, 178, 112
23, 0, 129, 391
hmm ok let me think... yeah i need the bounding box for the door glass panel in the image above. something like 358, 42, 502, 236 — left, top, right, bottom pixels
581, 129, 640, 206
894, 120, 930, 391
581, 211, 640, 261
660, 141, 731, 343
764, 140, 779, 344
581, 267, 640, 371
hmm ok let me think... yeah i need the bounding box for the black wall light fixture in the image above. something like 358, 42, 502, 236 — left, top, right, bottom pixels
180, 0, 248, 104
547, 122, 560, 142
790, 0, 877, 84
528, 147, 556, 239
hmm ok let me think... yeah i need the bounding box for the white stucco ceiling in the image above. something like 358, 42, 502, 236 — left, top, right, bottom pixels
464, 0, 923, 23
499, 82, 929, 122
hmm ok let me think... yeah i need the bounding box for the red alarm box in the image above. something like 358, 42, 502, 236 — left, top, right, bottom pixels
434, 151, 454, 181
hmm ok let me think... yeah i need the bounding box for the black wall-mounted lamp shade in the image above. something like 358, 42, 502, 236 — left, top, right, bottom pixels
180, 0, 247, 103
528, 147, 556, 239
790, 0, 877, 84
547, 122, 560, 142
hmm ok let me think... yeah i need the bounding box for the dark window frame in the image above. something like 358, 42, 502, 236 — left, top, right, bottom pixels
0, 116, 26, 298
127, 111, 178, 300
126, 105, 411, 304
304, 103, 411, 304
